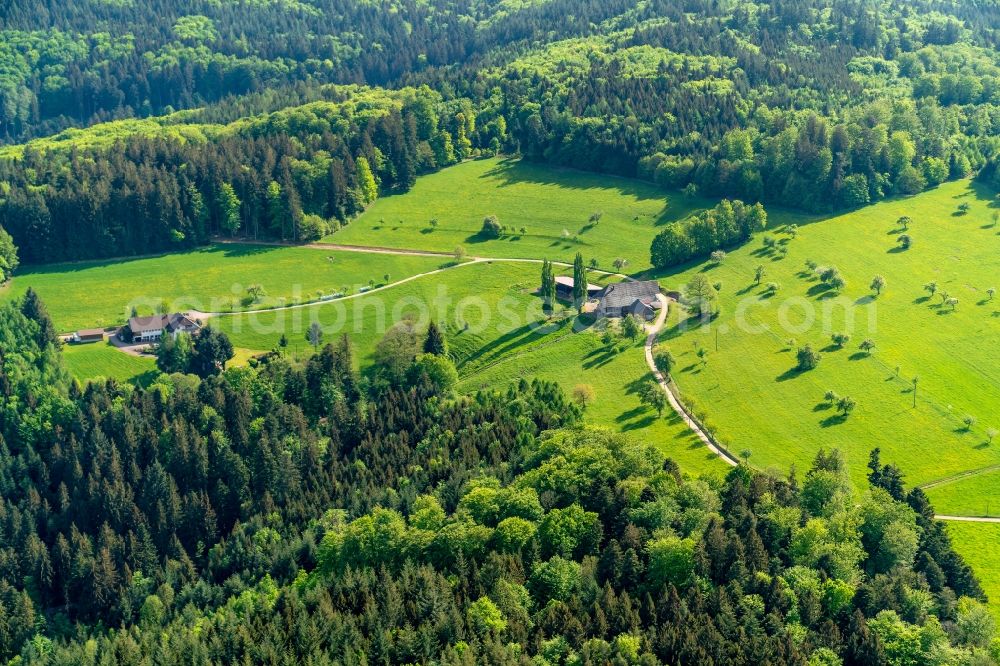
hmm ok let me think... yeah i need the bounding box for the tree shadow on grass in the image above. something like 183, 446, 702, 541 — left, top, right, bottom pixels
856, 295, 875, 305
849, 352, 870, 361
623, 414, 658, 431
616, 406, 647, 423
813, 402, 833, 412
807, 283, 832, 298
913, 296, 930, 304
820, 414, 848, 427
886, 246, 908, 254
776, 367, 805, 382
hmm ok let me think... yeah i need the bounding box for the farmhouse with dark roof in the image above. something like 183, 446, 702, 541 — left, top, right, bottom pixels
596, 280, 662, 320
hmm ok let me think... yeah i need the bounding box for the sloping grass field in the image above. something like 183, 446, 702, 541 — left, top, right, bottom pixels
946, 522, 1000, 620
62, 342, 157, 386
655, 179, 1000, 490
326, 157, 711, 270
0, 244, 448, 332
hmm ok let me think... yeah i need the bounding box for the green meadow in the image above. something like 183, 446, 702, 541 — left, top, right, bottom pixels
927, 470, 1000, 517
946, 522, 1000, 620
326, 157, 710, 270
213, 260, 565, 364
62, 342, 157, 386
655, 179, 1000, 489
0, 244, 447, 332
458, 322, 731, 477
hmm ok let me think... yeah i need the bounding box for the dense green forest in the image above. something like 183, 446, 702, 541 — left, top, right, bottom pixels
2, 0, 1000, 263
0, 288, 993, 663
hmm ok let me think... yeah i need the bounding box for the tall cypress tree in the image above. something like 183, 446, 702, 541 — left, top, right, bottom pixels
572, 252, 586, 311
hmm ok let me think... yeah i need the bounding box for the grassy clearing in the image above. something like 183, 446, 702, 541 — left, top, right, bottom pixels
213, 260, 570, 364
0, 244, 447, 332
458, 322, 730, 477
946, 522, 1000, 618
926, 470, 1000, 517
654, 179, 1000, 489
326, 157, 711, 270
62, 342, 157, 386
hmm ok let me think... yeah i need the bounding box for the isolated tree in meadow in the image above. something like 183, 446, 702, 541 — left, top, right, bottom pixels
685, 274, 717, 316
383, 273, 390, 284
870, 275, 886, 296
307, 321, 323, 350
988, 428, 998, 445
831, 333, 851, 348
837, 396, 857, 416
946, 297, 959, 311
859, 339, 876, 355
765, 282, 780, 296
754, 265, 766, 285
824, 390, 839, 404
481, 215, 503, 239
246, 284, 265, 302
572, 384, 595, 409
897, 234, 911, 249
429, 218, 438, 229
710, 250, 727, 264
963, 415, 977, 431
939, 290, 950, 304
622, 314, 643, 341
589, 211, 603, 225
897, 215, 911, 230
454, 246, 466, 262
805, 259, 818, 272
589, 258, 599, 270
612, 257, 629, 271
424, 320, 447, 356
924, 282, 938, 298
987, 288, 995, 301
797, 345, 821, 371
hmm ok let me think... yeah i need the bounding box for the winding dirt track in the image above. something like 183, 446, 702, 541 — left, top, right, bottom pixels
643, 294, 739, 467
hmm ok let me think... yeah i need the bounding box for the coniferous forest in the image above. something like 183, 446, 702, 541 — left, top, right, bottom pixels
0, 289, 993, 663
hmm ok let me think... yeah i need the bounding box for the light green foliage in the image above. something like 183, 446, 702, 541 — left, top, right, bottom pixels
173, 15, 218, 43
407, 353, 458, 393
467, 597, 507, 634
858, 489, 920, 574
537, 504, 601, 558
528, 556, 580, 604
0, 225, 18, 281
647, 536, 696, 588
